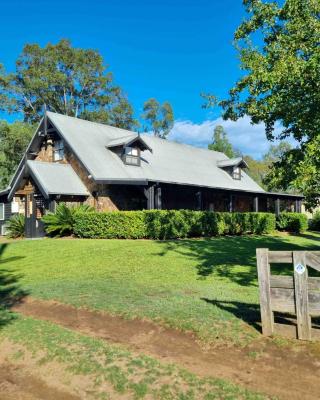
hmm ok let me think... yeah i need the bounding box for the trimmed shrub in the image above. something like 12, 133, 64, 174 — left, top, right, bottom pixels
6, 214, 25, 238
276, 212, 308, 233
73, 210, 147, 239
74, 210, 276, 239
42, 203, 94, 237
309, 211, 320, 231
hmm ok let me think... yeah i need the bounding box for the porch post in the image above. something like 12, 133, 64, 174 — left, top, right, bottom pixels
144, 185, 155, 210
253, 196, 259, 212
196, 191, 202, 211
295, 199, 302, 213
155, 185, 162, 210
48, 199, 56, 213
229, 194, 234, 212
275, 198, 280, 216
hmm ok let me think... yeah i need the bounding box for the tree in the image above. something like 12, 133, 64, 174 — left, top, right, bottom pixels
0, 121, 34, 187
244, 141, 292, 190
243, 155, 269, 190
263, 142, 292, 164
141, 98, 174, 138
0, 39, 137, 129
203, 0, 320, 207
208, 125, 240, 158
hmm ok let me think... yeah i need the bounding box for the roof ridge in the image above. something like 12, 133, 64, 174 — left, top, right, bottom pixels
140, 133, 227, 157
47, 111, 137, 136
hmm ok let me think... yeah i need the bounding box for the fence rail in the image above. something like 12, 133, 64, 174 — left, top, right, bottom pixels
256, 249, 320, 341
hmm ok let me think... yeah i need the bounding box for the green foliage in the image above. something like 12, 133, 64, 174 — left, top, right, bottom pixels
0, 39, 137, 129
208, 125, 240, 158
309, 211, 320, 231
42, 203, 94, 237
74, 210, 275, 239
6, 214, 25, 238
0, 121, 34, 187
141, 98, 174, 138
244, 142, 293, 192
276, 212, 308, 233
204, 0, 320, 206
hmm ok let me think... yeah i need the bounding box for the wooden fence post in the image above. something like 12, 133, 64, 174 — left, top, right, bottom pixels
256, 248, 274, 336
293, 251, 311, 340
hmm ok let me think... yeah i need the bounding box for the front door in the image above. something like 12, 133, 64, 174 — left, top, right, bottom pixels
25, 193, 46, 238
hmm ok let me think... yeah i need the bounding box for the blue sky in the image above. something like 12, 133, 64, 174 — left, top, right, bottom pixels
0, 0, 275, 158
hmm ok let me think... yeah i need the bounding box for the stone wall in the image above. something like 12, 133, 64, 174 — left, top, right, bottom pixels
35, 139, 54, 162
33, 138, 122, 212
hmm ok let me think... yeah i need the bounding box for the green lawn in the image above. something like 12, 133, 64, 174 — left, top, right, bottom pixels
1, 232, 320, 345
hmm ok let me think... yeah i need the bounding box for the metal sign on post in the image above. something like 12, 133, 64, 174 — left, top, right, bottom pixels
295, 263, 306, 275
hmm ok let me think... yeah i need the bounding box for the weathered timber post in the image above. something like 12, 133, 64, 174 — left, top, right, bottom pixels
293, 251, 311, 340
256, 248, 274, 336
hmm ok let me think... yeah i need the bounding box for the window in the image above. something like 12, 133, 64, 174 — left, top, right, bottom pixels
1, 224, 7, 236
232, 167, 241, 180
0, 203, 4, 220
122, 147, 140, 166
54, 140, 64, 161
11, 201, 19, 213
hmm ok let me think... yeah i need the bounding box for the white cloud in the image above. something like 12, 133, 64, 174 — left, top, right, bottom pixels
168, 116, 284, 159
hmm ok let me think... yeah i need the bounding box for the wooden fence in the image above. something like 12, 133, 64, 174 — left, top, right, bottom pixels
256, 249, 320, 341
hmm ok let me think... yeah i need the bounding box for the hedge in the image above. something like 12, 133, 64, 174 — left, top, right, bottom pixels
276, 212, 308, 233
309, 211, 320, 231
73, 210, 276, 239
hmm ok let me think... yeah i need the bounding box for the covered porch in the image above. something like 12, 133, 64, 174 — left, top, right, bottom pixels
142, 182, 303, 215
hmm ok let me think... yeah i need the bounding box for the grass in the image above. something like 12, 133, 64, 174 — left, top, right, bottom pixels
0, 315, 271, 400
1, 231, 320, 345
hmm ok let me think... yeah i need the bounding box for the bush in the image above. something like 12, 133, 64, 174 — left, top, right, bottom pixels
74, 210, 276, 239
309, 211, 320, 231
276, 212, 308, 233
6, 214, 25, 238
42, 203, 94, 237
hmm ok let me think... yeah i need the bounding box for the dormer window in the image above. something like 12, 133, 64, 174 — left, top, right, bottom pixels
232, 166, 241, 180
122, 147, 141, 166
54, 140, 64, 161
217, 157, 248, 181
106, 134, 152, 167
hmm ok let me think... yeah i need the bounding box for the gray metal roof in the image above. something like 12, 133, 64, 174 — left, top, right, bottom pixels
47, 111, 265, 193
27, 161, 89, 198
217, 157, 249, 169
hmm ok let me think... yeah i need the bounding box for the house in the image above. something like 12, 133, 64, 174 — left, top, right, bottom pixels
0, 111, 303, 238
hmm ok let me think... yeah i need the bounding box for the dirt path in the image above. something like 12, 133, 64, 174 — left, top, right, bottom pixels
13, 297, 320, 400
0, 364, 81, 400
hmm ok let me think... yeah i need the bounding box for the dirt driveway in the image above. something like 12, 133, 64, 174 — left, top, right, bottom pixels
8, 297, 320, 400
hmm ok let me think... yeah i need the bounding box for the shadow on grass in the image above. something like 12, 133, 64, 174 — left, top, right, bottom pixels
0, 244, 28, 329
157, 233, 320, 333
201, 298, 261, 332
157, 234, 320, 286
